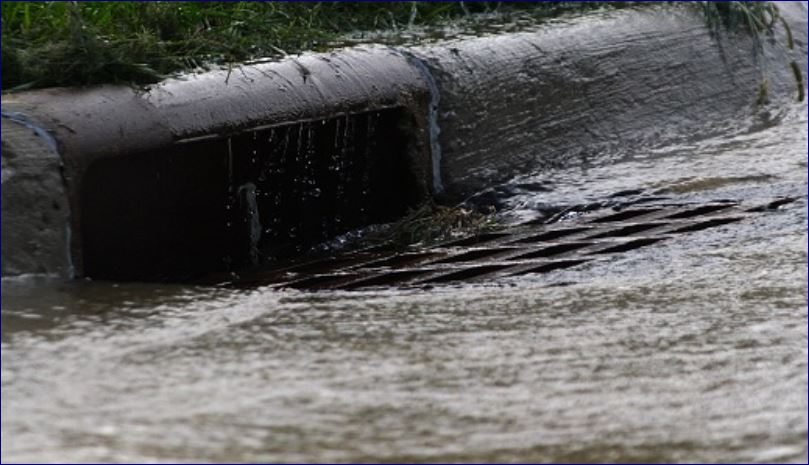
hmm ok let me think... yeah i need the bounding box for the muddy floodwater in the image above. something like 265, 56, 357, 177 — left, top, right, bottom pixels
2, 101, 807, 463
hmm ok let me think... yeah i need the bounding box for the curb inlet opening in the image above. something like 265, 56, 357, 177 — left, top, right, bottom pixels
80, 107, 425, 280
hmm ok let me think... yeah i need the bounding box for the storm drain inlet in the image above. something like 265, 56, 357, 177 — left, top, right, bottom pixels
81, 107, 428, 280
222, 197, 796, 291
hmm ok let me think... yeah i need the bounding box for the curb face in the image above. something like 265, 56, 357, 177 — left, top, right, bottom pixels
2, 117, 71, 276
408, 4, 808, 199
2, 4, 807, 280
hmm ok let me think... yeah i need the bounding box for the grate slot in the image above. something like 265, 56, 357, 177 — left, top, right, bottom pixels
511, 259, 589, 276
609, 189, 645, 198
746, 197, 797, 212
671, 217, 742, 233
356, 252, 445, 269
665, 204, 733, 219
341, 269, 433, 289
765, 197, 795, 210
284, 255, 376, 274
509, 242, 594, 260
211, 196, 765, 291
432, 248, 518, 264
590, 208, 662, 223
590, 238, 663, 254
424, 264, 513, 283
587, 222, 669, 239
510, 227, 591, 244
287, 273, 362, 290
441, 232, 511, 247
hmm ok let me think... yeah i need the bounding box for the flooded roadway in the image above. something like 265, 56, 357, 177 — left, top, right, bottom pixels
2, 101, 807, 462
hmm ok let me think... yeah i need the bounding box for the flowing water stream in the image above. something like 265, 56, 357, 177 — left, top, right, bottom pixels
2, 97, 807, 463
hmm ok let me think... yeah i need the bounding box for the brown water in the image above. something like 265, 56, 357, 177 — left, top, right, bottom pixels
2, 101, 807, 463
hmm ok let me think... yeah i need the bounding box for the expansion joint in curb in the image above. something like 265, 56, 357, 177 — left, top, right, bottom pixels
395, 48, 444, 195
1, 111, 76, 278
1, 111, 59, 152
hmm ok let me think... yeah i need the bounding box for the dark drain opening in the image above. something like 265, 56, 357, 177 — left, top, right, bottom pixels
226, 109, 426, 266
81, 141, 230, 280
81, 107, 427, 280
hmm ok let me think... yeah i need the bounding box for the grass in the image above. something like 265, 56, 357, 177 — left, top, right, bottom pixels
3, 1, 800, 96
701, 1, 804, 102
2, 1, 630, 91
702, 1, 784, 36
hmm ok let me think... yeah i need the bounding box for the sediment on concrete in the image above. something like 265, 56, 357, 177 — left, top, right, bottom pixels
2, 3, 807, 280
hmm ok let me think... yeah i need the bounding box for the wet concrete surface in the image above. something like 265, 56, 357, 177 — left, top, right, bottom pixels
409, 2, 808, 199
1, 119, 71, 276
2, 101, 806, 462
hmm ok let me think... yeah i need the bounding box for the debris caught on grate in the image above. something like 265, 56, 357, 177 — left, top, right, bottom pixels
221, 197, 796, 291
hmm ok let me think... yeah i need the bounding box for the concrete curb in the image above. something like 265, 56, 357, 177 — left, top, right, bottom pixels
2, 3, 807, 279
406, 3, 808, 198
3, 46, 434, 278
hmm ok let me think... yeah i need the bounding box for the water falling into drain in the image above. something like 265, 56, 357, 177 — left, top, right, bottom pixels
80, 107, 427, 280
225, 109, 427, 269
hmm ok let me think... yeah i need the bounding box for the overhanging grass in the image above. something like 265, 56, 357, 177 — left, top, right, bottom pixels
701, 1, 804, 102
2, 1, 797, 93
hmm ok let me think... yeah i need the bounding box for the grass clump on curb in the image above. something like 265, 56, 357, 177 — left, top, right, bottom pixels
701, 1, 804, 102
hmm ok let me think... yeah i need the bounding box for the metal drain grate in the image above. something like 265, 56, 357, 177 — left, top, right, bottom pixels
224, 197, 796, 291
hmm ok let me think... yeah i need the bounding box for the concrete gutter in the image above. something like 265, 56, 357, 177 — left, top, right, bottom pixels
2, 3, 807, 279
